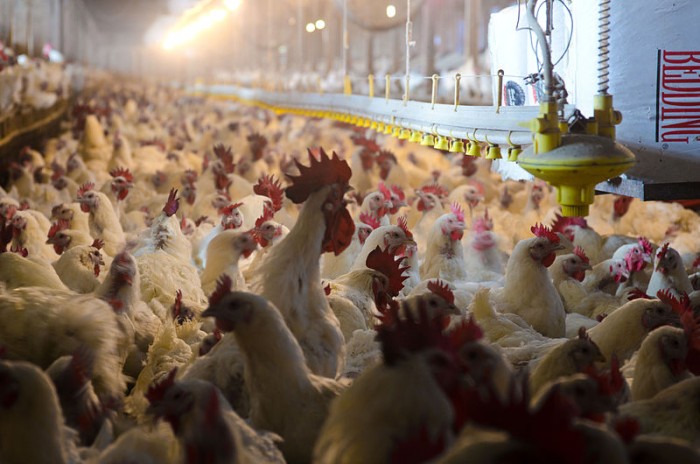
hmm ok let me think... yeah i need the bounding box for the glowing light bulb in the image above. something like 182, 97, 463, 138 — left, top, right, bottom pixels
386, 5, 396, 18
306, 22, 316, 33
315, 19, 326, 30
223, 0, 241, 11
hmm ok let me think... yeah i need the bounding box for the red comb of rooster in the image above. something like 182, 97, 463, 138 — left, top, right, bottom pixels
448, 316, 484, 349
285, 148, 352, 204
377, 298, 451, 366
420, 183, 449, 198
253, 174, 284, 212
550, 213, 588, 233
220, 202, 243, 216
366, 246, 409, 296
109, 167, 133, 182
638, 237, 653, 255
162, 189, 179, 217
585, 354, 624, 397
145, 368, 177, 405
390, 185, 405, 200
450, 202, 465, 223
77, 182, 94, 198
91, 238, 104, 250
656, 289, 691, 315
48, 219, 70, 238
182, 169, 198, 185
378, 182, 392, 201
213, 144, 235, 173
573, 246, 589, 264
396, 215, 412, 239
427, 280, 455, 305
254, 205, 275, 229
531, 223, 560, 243
209, 274, 232, 306
359, 212, 381, 230
656, 242, 670, 261
246, 132, 268, 161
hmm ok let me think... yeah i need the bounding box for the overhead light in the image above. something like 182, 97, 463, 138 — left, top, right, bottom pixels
386, 5, 396, 18
223, 0, 241, 11
306, 22, 316, 33
315, 19, 326, 30
162, 4, 232, 50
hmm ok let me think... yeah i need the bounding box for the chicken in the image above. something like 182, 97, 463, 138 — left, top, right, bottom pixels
133, 189, 209, 315
462, 210, 506, 283
419, 202, 468, 282
529, 328, 606, 396
242, 206, 289, 281
51, 201, 91, 238
200, 229, 257, 295
8, 209, 57, 262
647, 243, 694, 298
0, 284, 128, 401
0, 360, 81, 464
255, 148, 353, 378
351, 219, 416, 271
45, 218, 95, 254
146, 372, 286, 464
75, 181, 125, 257
202, 289, 345, 464
0, 251, 68, 290
313, 299, 460, 464
358, 183, 392, 226
588, 298, 680, 363
51, 240, 105, 293
488, 223, 566, 338
629, 326, 690, 401
618, 376, 700, 446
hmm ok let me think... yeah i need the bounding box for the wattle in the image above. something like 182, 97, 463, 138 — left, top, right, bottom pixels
573, 270, 586, 282
542, 252, 556, 268
449, 230, 463, 241
80, 203, 91, 213
323, 208, 355, 256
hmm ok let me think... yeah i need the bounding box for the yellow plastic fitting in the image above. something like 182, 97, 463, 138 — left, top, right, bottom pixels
593, 94, 622, 139
409, 130, 423, 143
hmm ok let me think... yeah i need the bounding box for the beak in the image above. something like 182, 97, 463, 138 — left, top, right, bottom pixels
447, 303, 460, 315
403, 237, 417, 247
582, 263, 592, 271
384, 200, 393, 209
200, 307, 221, 319
550, 243, 566, 253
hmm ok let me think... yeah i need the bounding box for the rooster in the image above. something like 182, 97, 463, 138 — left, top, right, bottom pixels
255, 148, 354, 378
202, 287, 346, 464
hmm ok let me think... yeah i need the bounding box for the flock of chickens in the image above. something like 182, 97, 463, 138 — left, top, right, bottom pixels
1, 82, 700, 464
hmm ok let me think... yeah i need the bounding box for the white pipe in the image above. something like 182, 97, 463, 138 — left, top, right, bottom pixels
526, 0, 554, 102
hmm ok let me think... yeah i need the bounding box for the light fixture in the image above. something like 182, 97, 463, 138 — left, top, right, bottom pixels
315, 19, 326, 30
306, 22, 316, 33
162, 5, 230, 50
386, 5, 396, 18
223, 0, 241, 11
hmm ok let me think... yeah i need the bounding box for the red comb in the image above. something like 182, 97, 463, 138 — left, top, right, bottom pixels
577, 326, 591, 341
396, 215, 412, 239
390, 185, 405, 201
638, 237, 653, 256
378, 182, 392, 201
182, 169, 198, 185
324, 283, 331, 296
420, 183, 449, 198
220, 202, 243, 216
656, 289, 691, 315
109, 167, 133, 182
531, 223, 560, 243
145, 368, 177, 405
208, 274, 232, 306
427, 280, 455, 305
573, 246, 589, 264
48, 219, 70, 238
162, 189, 179, 217
195, 216, 209, 227
360, 212, 381, 230
247, 132, 268, 161
366, 246, 409, 296
584, 353, 623, 398
450, 202, 465, 223
213, 144, 235, 174
77, 182, 94, 198
285, 148, 352, 204
550, 213, 588, 234
376, 149, 397, 164
253, 174, 284, 212
447, 316, 484, 349
692, 254, 700, 269
377, 297, 452, 366
254, 205, 275, 229
656, 242, 670, 262
91, 238, 104, 250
